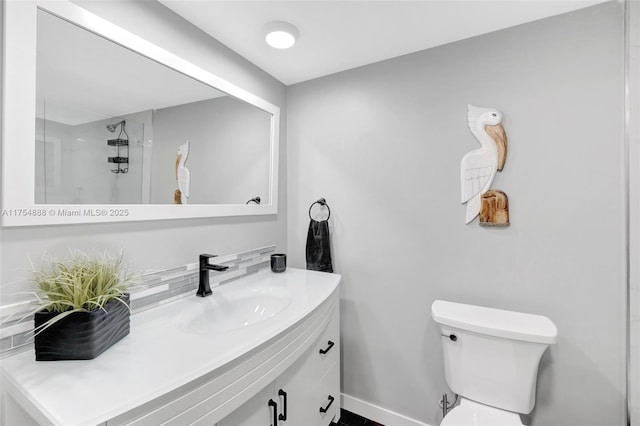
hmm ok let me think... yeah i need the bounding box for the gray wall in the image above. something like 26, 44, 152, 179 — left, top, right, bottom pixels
150, 97, 271, 205
0, 0, 287, 300
628, 2, 640, 423
287, 3, 626, 425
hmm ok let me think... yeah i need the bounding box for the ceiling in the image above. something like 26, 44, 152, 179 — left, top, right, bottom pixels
159, 0, 609, 86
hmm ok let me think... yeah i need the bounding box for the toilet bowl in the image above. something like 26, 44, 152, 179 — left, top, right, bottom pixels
441, 398, 522, 426
431, 300, 557, 426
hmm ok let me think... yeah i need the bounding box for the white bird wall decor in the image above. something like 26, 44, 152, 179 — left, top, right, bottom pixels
461, 104, 508, 224
175, 141, 191, 205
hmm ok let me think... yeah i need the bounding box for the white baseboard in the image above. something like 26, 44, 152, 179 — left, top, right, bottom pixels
341, 393, 433, 426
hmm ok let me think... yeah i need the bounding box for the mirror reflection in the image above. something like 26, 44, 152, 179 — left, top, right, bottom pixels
35, 9, 272, 205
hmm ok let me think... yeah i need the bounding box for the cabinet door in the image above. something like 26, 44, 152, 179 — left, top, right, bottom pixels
217, 382, 277, 426
274, 350, 317, 425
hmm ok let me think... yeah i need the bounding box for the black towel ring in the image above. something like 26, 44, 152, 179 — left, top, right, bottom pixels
309, 198, 331, 221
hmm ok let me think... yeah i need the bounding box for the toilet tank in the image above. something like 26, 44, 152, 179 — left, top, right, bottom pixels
431, 300, 557, 414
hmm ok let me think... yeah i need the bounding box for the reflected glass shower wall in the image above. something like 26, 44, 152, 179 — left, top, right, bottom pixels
34, 101, 150, 205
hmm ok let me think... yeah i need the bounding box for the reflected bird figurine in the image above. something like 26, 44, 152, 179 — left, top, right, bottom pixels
176, 141, 191, 204
461, 105, 508, 224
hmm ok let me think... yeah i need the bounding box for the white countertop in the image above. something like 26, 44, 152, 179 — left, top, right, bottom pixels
0, 268, 341, 426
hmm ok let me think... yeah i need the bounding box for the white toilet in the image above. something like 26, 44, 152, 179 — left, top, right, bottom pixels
431, 300, 557, 426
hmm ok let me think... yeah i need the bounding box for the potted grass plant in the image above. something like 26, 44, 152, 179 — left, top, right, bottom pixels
31, 249, 135, 361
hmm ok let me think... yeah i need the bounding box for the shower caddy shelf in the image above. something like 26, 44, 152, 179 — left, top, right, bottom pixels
107, 138, 129, 173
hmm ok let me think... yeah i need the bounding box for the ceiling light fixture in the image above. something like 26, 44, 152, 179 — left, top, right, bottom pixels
264, 21, 299, 49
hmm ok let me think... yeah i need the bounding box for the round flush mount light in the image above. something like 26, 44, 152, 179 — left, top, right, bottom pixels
264, 21, 299, 49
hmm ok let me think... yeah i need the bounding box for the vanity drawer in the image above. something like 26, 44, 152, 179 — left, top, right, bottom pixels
274, 360, 339, 426
314, 363, 340, 426
283, 300, 339, 387
311, 302, 340, 371
277, 300, 338, 389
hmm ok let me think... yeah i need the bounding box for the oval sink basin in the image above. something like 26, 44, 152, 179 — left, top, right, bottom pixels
180, 286, 291, 334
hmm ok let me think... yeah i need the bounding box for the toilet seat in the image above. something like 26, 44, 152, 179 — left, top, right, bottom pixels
441, 398, 523, 426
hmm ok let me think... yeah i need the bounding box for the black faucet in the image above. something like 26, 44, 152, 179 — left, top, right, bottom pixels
197, 254, 229, 297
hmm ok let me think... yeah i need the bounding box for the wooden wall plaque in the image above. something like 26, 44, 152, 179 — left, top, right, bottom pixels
480, 189, 510, 226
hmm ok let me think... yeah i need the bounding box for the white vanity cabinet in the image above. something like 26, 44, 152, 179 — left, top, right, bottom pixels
218, 304, 340, 426
0, 269, 342, 426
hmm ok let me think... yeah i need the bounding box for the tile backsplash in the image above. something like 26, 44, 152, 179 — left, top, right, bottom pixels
0, 245, 276, 358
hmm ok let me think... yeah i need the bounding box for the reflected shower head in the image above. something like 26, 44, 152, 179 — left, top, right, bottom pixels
106, 120, 125, 132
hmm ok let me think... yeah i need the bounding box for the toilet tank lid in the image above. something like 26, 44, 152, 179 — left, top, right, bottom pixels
431, 300, 557, 344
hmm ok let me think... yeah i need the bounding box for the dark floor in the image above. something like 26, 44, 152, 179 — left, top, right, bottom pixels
331, 409, 385, 426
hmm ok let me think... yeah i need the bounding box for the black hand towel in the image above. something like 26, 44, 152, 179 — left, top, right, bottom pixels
306, 219, 333, 273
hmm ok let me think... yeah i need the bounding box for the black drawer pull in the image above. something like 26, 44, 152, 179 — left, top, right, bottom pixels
319, 395, 335, 413
319, 340, 335, 355
278, 389, 287, 421
268, 399, 278, 426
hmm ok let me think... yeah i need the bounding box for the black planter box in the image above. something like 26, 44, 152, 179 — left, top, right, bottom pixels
34, 293, 130, 361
